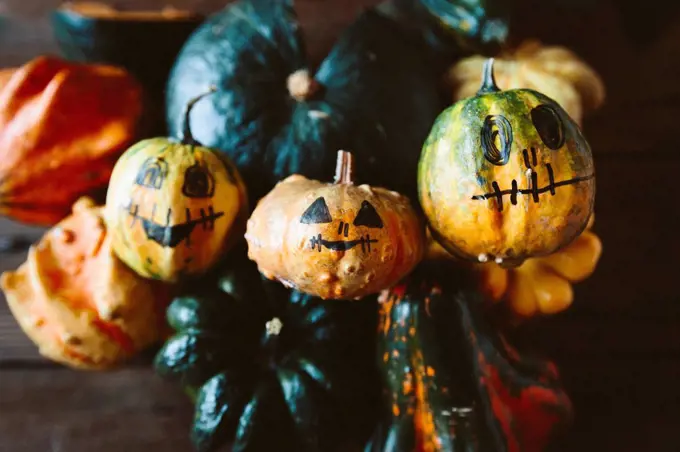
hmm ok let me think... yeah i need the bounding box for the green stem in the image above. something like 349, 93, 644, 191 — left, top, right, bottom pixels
477, 58, 501, 95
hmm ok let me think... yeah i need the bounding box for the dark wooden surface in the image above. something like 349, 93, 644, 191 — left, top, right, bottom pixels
2, 0, 680, 450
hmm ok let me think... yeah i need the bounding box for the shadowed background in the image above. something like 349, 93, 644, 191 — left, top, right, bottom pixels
1, 0, 679, 450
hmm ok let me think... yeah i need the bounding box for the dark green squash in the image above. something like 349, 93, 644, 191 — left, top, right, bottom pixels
416, 0, 510, 55
154, 247, 381, 452
51, 3, 204, 135
367, 262, 573, 452
165, 0, 447, 202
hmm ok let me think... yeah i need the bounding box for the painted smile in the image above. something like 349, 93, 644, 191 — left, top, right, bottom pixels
124, 202, 224, 248
471, 164, 594, 212
309, 234, 378, 253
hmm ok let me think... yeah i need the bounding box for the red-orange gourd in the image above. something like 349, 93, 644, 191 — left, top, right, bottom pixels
0, 197, 173, 369
0, 56, 143, 226
246, 151, 425, 300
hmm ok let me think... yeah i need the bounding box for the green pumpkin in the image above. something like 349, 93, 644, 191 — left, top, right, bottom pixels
51, 3, 204, 135
395, 0, 510, 57
154, 249, 381, 452
367, 262, 574, 452
165, 0, 448, 202
419, 59, 595, 267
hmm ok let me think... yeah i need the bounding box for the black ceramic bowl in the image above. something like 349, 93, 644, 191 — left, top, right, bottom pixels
52, 2, 205, 134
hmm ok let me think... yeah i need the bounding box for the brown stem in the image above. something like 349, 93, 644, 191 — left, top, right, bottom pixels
287, 69, 321, 102
334, 150, 354, 184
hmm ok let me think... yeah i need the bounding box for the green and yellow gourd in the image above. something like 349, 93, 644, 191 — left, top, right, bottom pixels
105, 88, 248, 282
419, 59, 595, 267
367, 262, 574, 452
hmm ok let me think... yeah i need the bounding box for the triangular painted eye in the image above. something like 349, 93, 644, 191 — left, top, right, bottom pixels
300, 197, 332, 224
353, 201, 383, 228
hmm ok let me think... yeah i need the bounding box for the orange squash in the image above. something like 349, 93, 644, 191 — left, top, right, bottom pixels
0, 56, 143, 226
447, 40, 605, 126
475, 216, 602, 317
0, 197, 173, 369
426, 217, 602, 318
246, 150, 425, 300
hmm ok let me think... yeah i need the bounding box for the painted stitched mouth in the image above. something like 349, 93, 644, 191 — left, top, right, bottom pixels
471, 166, 594, 212
309, 234, 378, 253
124, 202, 224, 248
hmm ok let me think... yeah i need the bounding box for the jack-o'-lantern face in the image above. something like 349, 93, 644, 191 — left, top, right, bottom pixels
245, 152, 425, 300
419, 59, 595, 265
105, 140, 247, 282
106, 89, 248, 282
301, 196, 384, 254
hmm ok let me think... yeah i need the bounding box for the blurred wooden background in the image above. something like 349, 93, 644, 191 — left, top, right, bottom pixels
1, 0, 680, 450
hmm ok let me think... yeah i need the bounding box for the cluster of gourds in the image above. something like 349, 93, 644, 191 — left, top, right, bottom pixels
0, 0, 606, 451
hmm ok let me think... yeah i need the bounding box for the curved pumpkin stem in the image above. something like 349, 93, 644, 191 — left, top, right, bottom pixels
181, 85, 217, 146
477, 58, 501, 95
334, 150, 354, 184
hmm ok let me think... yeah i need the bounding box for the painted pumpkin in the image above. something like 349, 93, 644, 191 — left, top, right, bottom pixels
165, 0, 450, 203
0, 197, 173, 369
447, 40, 606, 125
476, 216, 602, 317
419, 59, 595, 267
154, 251, 380, 452
0, 56, 142, 226
368, 263, 573, 452
245, 151, 425, 300
105, 88, 248, 282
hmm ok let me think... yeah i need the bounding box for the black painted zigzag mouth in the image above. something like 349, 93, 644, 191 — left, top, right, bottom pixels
472, 165, 594, 212
309, 234, 378, 253
124, 202, 224, 248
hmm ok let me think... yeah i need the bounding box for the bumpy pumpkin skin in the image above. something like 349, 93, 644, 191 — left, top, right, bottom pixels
106, 138, 248, 282
245, 153, 425, 300
419, 60, 595, 265
0, 197, 173, 369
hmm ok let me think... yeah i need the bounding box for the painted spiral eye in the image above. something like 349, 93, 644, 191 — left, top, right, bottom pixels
135, 157, 168, 189
182, 163, 215, 198
481, 115, 513, 165
531, 104, 565, 150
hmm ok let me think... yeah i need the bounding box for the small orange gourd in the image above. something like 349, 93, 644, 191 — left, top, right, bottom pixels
246, 150, 425, 300
0, 197, 173, 369
476, 216, 602, 317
